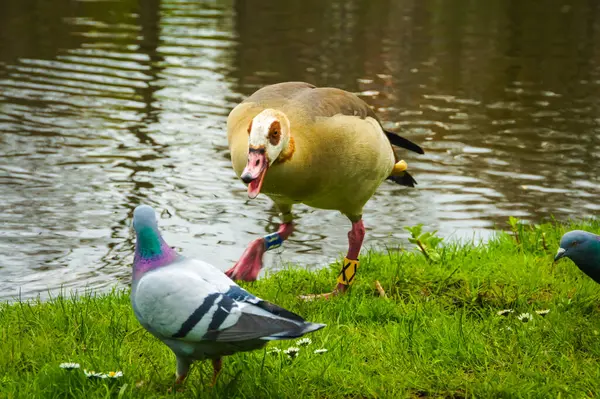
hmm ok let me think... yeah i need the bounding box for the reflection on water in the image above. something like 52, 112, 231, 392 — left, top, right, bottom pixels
0, 0, 598, 300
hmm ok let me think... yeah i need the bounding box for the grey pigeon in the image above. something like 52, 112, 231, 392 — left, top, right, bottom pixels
555, 230, 600, 284
130, 205, 325, 385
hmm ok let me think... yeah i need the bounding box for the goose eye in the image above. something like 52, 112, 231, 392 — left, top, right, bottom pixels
267, 121, 281, 145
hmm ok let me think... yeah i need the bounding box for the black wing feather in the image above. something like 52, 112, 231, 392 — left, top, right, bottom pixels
387, 172, 418, 187
384, 130, 425, 154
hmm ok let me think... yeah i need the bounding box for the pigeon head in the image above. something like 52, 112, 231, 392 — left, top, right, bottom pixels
555, 230, 600, 267
132, 205, 178, 278
133, 204, 158, 231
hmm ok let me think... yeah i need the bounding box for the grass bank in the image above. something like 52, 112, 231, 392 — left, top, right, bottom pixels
2, 219, 600, 399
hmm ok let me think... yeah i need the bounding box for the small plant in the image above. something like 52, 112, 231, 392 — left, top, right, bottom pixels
508, 216, 523, 246
507, 218, 553, 253
532, 224, 548, 251
405, 224, 444, 263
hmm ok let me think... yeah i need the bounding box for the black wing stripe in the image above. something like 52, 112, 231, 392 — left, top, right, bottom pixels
384, 130, 425, 154
207, 297, 235, 332
172, 293, 220, 338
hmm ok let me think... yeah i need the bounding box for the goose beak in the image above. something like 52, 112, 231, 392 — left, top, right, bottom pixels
241, 148, 268, 199
554, 247, 566, 262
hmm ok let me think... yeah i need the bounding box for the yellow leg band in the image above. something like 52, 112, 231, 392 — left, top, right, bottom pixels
337, 258, 359, 286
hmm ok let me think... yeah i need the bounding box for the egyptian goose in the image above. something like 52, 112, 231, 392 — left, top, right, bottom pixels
225, 82, 424, 299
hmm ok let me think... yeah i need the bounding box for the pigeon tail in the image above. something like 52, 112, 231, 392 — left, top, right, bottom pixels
262, 322, 326, 341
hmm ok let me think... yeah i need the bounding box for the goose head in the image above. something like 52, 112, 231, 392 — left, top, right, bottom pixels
241, 109, 292, 199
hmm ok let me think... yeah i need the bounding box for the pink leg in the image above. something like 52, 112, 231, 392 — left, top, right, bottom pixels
335, 219, 365, 293
300, 218, 365, 300
175, 357, 189, 384
277, 222, 294, 240
225, 222, 294, 281
346, 220, 365, 260
211, 358, 222, 387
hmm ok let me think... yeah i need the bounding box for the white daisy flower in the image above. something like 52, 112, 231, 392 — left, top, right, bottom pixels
296, 338, 312, 347
497, 309, 514, 316
104, 371, 123, 379
83, 369, 104, 379
313, 349, 328, 354
517, 312, 532, 322
267, 348, 281, 356
535, 309, 550, 317
59, 362, 80, 370
284, 347, 300, 359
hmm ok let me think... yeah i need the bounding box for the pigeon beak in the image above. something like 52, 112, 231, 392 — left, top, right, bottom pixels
554, 247, 566, 262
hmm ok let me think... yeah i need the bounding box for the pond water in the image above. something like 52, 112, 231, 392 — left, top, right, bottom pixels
1, 0, 599, 300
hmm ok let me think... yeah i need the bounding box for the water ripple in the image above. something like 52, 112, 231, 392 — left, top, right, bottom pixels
0, 0, 599, 300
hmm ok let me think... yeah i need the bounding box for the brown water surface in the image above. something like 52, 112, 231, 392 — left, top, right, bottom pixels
1, 0, 599, 299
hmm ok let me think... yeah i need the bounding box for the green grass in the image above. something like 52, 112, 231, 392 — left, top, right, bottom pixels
2, 219, 600, 399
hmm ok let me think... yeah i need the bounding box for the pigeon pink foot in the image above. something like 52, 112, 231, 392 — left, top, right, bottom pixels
211, 358, 222, 387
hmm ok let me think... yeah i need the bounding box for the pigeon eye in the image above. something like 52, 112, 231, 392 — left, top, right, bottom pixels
571, 241, 579, 247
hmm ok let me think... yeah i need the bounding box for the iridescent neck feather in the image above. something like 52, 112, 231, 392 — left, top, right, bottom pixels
133, 226, 179, 280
